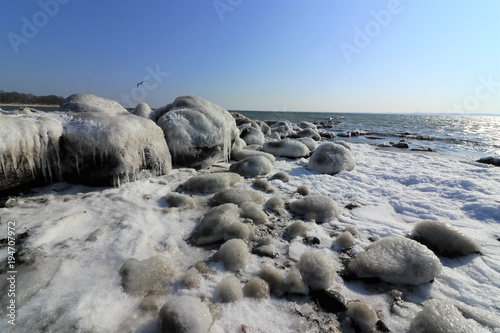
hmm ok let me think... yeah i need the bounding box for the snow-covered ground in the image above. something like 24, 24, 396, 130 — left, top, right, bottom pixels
1, 143, 499, 332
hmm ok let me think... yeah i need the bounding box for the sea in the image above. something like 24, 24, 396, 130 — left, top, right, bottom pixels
2, 105, 499, 159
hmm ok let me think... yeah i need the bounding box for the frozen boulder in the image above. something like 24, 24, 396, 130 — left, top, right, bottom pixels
120, 256, 173, 296
214, 239, 250, 271
191, 203, 240, 245
297, 250, 336, 290
243, 277, 270, 299
156, 96, 239, 169
409, 299, 491, 333
307, 142, 355, 175
216, 276, 243, 303
157, 296, 213, 333
132, 101, 154, 120
164, 192, 197, 210
476, 156, 500, 167
348, 237, 442, 285
239, 123, 265, 145
231, 148, 276, 164
412, 220, 482, 257
263, 139, 310, 158
60, 93, 127, 115
54, 111, 171, 185
289, 195, 339, 223
299, 121, 317, 130
212, 188, 265, 206
0, 112, 63, 192
239, 202, 268, 224
347, 301, 379, 333
295, 137, 319, 152
229, 156, 273, 178
270, 121, 295, 138
292, 128, 321, 141
183, 172, 241, 193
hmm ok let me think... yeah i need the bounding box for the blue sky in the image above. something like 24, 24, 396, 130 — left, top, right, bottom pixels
1, 0, 499, 113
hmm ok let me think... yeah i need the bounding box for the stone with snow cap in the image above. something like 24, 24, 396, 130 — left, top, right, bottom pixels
263, 139, 310, 158
307, 142, 355, 175
157, 296, 213, 333
156, 96, 239, 169
60, 93, 128, 115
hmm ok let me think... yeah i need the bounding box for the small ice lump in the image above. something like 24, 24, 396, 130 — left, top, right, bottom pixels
307, 142, 355, 174
157, 296, 213, 333
289, 195, 339, 223
297, 250, 336, 290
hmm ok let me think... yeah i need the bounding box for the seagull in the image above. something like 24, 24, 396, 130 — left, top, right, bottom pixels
136, 80, 147, 88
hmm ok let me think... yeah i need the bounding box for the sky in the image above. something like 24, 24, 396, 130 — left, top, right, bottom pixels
0, 0, 499, 113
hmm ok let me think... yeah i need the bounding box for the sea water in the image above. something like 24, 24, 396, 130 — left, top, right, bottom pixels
234, 110, 500, 159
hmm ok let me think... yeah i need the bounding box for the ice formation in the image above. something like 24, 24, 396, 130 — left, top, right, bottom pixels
164, 192, 197, 210
283, 221, 309, 239
214, 239, 250, 271
252, 178, 275, 193
229, 155, 273, 177
243, 277, 270, 299
289, 195, 339, 223
60, 93, 127, 115
239, 123, 265, 145
216, 276, 243, 303
183, 172, 242, 193
263, 139, 310, 158
348, 237, 442, 285
307, 142, 355, 175
132, 101, 154, 120
212, 188, 265, 206
239, 202, 268, 224
270, 171, 290, 182
412, 220, 482, 257
257, 266, 286, 296
231, 148, 276, 164
119, 256, 173, 296
297, 250, 336, 290
156, 95, 239, 169
346, 301, 379, 333
191, 203, 240, 245
157, 296, 213, 333
270, 120, 295, 138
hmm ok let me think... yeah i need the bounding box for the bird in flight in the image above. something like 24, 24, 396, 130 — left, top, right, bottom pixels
136, 80, 147, 88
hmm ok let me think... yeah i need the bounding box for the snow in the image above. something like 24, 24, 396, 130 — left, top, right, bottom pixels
1, 143, 499, 332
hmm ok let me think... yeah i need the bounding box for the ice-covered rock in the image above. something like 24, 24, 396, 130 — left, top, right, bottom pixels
156, 96, 239, 169
216, 276, 243, 303
191, 203, 240, 245
132, 101, 154, 120
239, 202, 268, 224
283, 221, 308, 239
120, 256, 173, 296
292, 128, 321, 141
295, 137, 319, 152
347, 301, 379, 333
183, 172, 241, 193
164, 192, 196, 210
252, 179, 275, 193
229, 156, 273, 177
239, 123, 265, 145
0, 112, 63, 192
212, 188, 265, 206
289, 195, 339, 223
409, 299, 490, 333
297, 250, 336, 290
263, 139, 310, 158
348, 237, 442, 285
60, 93, 127, 115
157, 296, 213, 333
214, 239, 250, 271
307, 142, 355, 175
299, 121, 317, 130
231, 148, 276, 164
243, 277, 270, 299
270, 121, 295, 138
412, 220, 482, 257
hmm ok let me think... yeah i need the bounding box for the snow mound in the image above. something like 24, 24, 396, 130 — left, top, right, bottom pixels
229, 155, 273, 177
183, 172, 241, 193
60, 93, 127, 115
157, 296, 213, 333
412, 220, 482, 257
263, 139, 310, 158
289, 195, 339, 223
0, 112, 63, 192
119, 256, 173, 296
156, 96, 239, 169
164, 192, 196, 210
307, 142, 355, 175
348, 237, 442, 285
409, 299, 490, 333
297, 250, 336, 290
191, 203, 240, 245
212, 188, 265, 206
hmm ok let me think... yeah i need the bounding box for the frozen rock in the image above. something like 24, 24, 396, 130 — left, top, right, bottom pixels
289, 195, 339, 223
216, 276, 243, 303
412, 220, 482, 257
284, 269, 309, 295
299, 121, 317, 130
183, 172, 241, 193
335, 231, 355, 249
257, 266, 285, 296
214, 239, 250, 271
60, 93, 127, 115
347, 301, 379, 333
297, 250, 336, 290
307, 142, 355, 175
212, 188, 265, 206
270, 171, 290, 182
229, 155, 273, 177
0, 112, 63, 192
292, 128, 321, 141
283, 221, 308, 239
157, 296, 213, 333
239, 123, 265, 145
296, 185, 311, 196
191, 203, 240, 245
231, 148, 276, 164
270, 121, 295, 138
295, 137, 319, 152
348, 237, 442, 285
252, 179, 275, 193
243, 277, 270, 299
477, 156, 500, 167
263, 139, 310, 158
132, 101, 154, 120
409, 299, 490, 333
179, 267, 201, 289
120, 256, 173, 296
156, 96, 239, 169
239, 202, 268, 224
164, 192, 196, 210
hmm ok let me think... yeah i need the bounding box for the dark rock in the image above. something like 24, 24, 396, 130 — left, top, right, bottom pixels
477, 156, 500, 167
310, 289, 347, 314
303, 236, 320, 246
392, 140, 409, 149
252, 245, 279, 258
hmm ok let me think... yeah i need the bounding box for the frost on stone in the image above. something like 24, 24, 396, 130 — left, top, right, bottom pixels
216, 276, 243, 303
212, 188, 265, 206
184, 172, 241, 193
297, 250, 336, 291
231, 148, 276, 164
60, 93, 127, 115
412, 220, 482, 257
229, 155, 273, 178
0, 112, 63, 191
119, 256, 173, 296
156, 96, 239, 169
243, 277, 270, 299
307, 142, 355, 175
409, 300, 491, 333
239, 202, 268, 224
239, 123, 265, 145
157, 296, 213, 333
263, 139, 310, 158
191, 203, 240, 245
289, 195, 339, 223
347, 301, 379, 333
348, 237, 442, 285
132, 101, 154, 120
214, 239, 250, 272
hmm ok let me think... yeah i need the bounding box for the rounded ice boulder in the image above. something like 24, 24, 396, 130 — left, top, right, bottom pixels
120, 256, 173, 296
212, 188, 265, 206
214, 239, 250, 271
183, 172, 241, 194
132, 101, 154, 120
191, 203, 240, 245
348, 237, 442, 285
229, 155, 273, 178
156, 95, 239, 169
307, 142, 355, 175
412, 220, 482, 257
157, 296, 213, 333
289, 195, 339, 223
297, 250, 336, 290
60, 93, 127, 115
263, 139, 310, 158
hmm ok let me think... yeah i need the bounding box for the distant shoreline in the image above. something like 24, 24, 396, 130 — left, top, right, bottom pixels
0, 103, 60, 107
